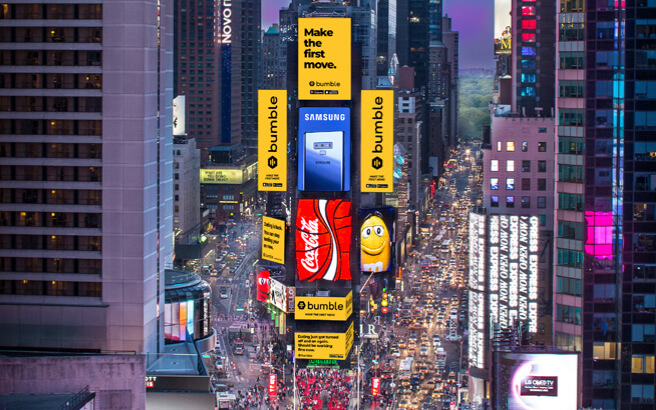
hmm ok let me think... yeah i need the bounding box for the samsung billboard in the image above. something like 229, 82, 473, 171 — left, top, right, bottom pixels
298, 108, 351, 192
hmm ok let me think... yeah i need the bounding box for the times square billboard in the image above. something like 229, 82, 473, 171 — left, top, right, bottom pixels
495, 352, 579, 410
468, 213, 540, 370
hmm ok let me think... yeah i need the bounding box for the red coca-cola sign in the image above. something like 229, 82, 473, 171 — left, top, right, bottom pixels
296, 199, 351, 282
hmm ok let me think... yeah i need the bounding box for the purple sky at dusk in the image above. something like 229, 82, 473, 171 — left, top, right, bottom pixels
261, 0, 494, 71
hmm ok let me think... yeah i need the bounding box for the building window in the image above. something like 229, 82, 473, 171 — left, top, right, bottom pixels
537, 179, 547, 191
557, 276, 582, 296
506, 160, 515, 172
522, 178, 530, 190
538, 142, 547, 152
521, 87, 536, 97
631, 385, 655, 403
506, 141, 515, 151
632, 355, 655, 374
491, 160, 499, 172
521, 196, 531, 208
538, 196, 547, 209
522, 141, 528, 152
497, 141, 502, 151
632, 324, 656, 342
556, 304, 581, 324
522, 47, 536, 56
538, 160, 547, 172
491, 196, 499, 208
522, 161, 531, 172
506, 196, 515, 208
490, 178, 499, 190
521, 33, 536, 43
506, 178, 515, 190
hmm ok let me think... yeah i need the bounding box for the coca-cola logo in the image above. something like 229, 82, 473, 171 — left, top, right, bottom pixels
300, 217, 320, 273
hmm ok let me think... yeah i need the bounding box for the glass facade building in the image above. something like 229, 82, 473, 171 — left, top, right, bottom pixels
557, 0, 656, 407
164, 270, 212, 345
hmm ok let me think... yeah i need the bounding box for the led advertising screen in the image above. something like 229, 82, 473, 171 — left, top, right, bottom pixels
262, 216, 285, 264
360, 208, 394, 274
496, 352, 578, 410
296, 199, 352, 282
361, 90, 394, 192
488, 215, 539, 334
295, 291, 353, 321
258, 90, 287, 191
298, 18, 351, 100
298, 107, 351, 192
268, 277, 295, 313
256, 270, 270, 302
468, 212, 486, 370
494, 0, 512, 55
295, 322, 354, 360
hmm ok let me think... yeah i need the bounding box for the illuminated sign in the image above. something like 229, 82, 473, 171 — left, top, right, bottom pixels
295, 322, 354, 360
256, 270, 270, 302
467, 212, 487, 370
268, 373, 277, 396
489, 215, 539, 334
372, 377, 381, 397
200, 164, 256, 185
496, 352, 578, 410
258, 90, 287, 191
295, 199, 351, 282
295, 291, 353, 321
306, 359, 340, 368
218, 0, 232, 44
172, 95, 186, 136
298, 18, 351, 100
298, 107, 351, 192
268, 277, 295, 313
262, 216, 285, 264
361, 90, 394, 192
360, 208, 394, 273
494, 0, 512, 55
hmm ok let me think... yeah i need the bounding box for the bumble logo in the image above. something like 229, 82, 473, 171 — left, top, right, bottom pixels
295, 291, 353, 321
361, 90, 393, 192
258, 90, 286, 191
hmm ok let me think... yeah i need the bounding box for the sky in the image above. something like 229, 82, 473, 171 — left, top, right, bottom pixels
261, 0, 494, 71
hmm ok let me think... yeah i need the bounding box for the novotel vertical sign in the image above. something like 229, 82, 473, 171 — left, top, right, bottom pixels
218, 0, 232, 44
258, 90, 287, 191
361, 90, 394, 192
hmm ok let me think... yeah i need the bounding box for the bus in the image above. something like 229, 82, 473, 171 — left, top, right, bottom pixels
440, 240, 451, 253
399, 357, 413, 382
233, 338, 244, 355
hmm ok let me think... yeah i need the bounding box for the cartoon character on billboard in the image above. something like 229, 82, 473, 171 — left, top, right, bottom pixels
256, 270, 270, 302
360, 211, 391, 273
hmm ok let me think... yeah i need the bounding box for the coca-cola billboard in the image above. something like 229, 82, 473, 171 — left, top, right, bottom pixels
295, 199, 352, 282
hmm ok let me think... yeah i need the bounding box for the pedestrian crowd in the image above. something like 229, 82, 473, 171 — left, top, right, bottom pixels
296, 368, 352, 410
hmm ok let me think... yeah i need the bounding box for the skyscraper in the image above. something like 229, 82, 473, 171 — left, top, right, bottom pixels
556, 1, 656, 408
0, 0, 173, 355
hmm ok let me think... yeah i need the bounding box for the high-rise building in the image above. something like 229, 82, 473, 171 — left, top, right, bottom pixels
0, 0, 173, 356
174, 0, 220, 160
174, 0, 260, 159
555, 1, 656, 408
510, 0, 555, 117
376, 0, 397, 84
262, 25, 285, 90
173, 138, 201, 246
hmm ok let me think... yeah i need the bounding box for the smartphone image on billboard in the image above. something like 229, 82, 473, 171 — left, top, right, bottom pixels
301, 131, 344, 191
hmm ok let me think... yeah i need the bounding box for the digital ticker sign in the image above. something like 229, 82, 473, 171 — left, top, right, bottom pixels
468, 212, 486, 370
488, 215, 539, 334
295, 199, 352, 282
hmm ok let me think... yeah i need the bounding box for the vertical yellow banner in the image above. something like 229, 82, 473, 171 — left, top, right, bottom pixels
298, 18, 351, 100
361, 90, 394, 192
262, 216, 285, 264
258, 90, 287, 191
